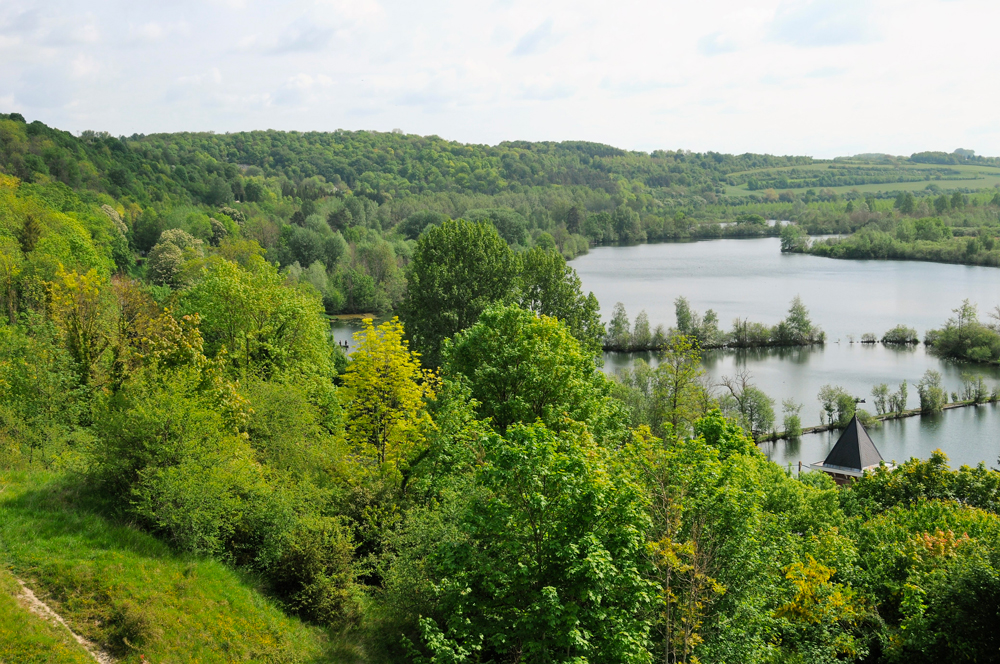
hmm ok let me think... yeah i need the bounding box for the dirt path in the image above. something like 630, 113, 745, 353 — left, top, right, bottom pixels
15, 577, 115, 664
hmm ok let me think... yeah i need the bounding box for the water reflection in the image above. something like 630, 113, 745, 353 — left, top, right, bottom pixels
576, 238, 1000, 468
330, 315, 385, 350
765, 403, 1000, 470
604, 344, 1000, 468
571, 238, 1000, 340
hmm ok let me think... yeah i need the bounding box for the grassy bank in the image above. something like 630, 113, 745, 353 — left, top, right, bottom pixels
0, 471, 349, 663
0, 567, 95, 664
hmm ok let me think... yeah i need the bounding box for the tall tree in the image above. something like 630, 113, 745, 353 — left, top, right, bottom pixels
416, 423, 653, 664
182, 255, 334, 378
443, 304, 622, 440
48, 266, 112, 386
607, 301, 631, 350
400, 219, 517, 367
341, 317, 438, 467
517, 246, 604, 354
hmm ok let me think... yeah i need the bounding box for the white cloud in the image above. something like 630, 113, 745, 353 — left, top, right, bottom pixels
177, 67, 223, 86
129, 21, 191, 43
71, 54, 100, 78
317, 0, 385, 24
697, 31, 739, 56
270, 23, 336, 54
767, 0, 878, 47
511, 19, 558, 56
2, 0, 1000, 157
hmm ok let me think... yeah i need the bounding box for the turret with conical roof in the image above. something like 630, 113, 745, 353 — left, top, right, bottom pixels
809, 415, 892, 484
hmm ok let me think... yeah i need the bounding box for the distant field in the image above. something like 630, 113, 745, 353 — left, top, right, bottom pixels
724, 160, 1000, 196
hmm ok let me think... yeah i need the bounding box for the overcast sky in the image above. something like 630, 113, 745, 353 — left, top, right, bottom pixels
2, 0, 998, 158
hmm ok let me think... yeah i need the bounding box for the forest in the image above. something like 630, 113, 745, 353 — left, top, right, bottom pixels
8, 111, 1000, 320
783, 190, 1000, 268
3, 112, 1000, 662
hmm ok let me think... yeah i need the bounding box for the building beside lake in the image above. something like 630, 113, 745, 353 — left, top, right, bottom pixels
809, 415, 891, 485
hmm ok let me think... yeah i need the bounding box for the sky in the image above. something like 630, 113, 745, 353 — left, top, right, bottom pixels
2, 0, 999, 158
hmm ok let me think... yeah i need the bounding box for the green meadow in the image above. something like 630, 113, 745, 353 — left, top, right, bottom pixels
724, 160, 1000, 196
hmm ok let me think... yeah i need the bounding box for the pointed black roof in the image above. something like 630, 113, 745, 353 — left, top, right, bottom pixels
823, 415, 883, 471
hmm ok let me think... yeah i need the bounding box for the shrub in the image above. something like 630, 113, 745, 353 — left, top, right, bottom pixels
782, 399, 803, 438
918, 370, 947, 414
106, 598, 160, 656
92, 365, 295, 569
131, 434, 295, 568
271, 516, 356, 625
882, 324, 919, 345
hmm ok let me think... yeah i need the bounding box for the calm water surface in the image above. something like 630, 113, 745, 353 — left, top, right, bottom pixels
572, 238, 1000, 340
572, 239, 1000, 468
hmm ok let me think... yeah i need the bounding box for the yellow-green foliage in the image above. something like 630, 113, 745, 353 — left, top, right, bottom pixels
341, 317, 438, 467
0, 471, 339, 663
182, 256, 335, 379
0, 175, 114, 281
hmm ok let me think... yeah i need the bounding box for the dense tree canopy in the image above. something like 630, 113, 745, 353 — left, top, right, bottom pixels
400, 219, 517, 367
443, 304, 620, 438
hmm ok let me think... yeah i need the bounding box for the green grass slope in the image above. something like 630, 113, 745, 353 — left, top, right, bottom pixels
0, 471, 348, 664
0, 567, 95, 664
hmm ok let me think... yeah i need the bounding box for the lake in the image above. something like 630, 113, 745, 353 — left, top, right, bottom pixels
572, 238, 1000, 469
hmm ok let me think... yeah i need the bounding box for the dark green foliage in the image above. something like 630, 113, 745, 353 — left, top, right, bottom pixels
771, 295, 825, 345
917, 370, 947, 413
893, 191, 915, 214
400, 219, 517, 366
925, 299, 1000, 364
396, 210, 447, 240
517, 246, 604, 353
807, 216, 1000, 269
612, 204, 646, 243
609, 297, 822, 351
892, 553, 1000, 662
780, 222, 809, 252
271, 516, 356, 624
401, 220, 602, 366
882, 324, 918, 344
462, 208, 529, 246
737, 212, 766, 226
16, 212, 41, 253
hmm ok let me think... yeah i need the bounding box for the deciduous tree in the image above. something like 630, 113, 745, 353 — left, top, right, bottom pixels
341, 317, 438, 467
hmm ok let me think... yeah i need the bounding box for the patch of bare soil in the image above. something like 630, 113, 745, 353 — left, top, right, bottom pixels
16, 577, 115, 664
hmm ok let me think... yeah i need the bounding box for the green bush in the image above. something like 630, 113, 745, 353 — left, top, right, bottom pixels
92, 366, 295, 568
918, 370, 947, 414
882, 324, 918, 344
271, 516, 356, 625
106, 598, 160, 656
131, 434, 295, 568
